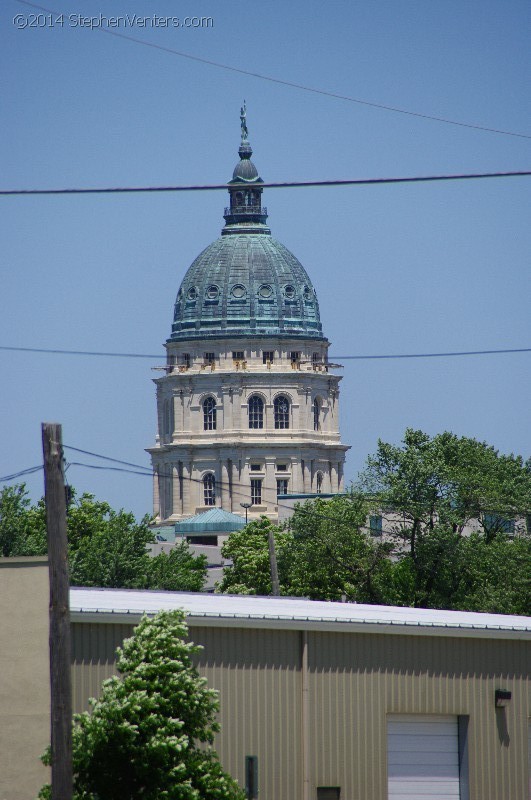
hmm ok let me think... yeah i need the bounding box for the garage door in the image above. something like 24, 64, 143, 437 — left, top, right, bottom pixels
387, 715, 460, 800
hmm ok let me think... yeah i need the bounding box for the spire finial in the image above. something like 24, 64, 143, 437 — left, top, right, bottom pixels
240, 101, 248, 143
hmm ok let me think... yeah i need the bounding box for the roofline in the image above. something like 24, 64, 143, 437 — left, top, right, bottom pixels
166, 333, 330, 344
69, 589, 531, 641
69, 608, 531, 640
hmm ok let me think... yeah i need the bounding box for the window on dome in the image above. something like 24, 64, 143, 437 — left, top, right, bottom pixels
203, 352, 215, 366
290, 351, 301, 366
231, 284, 246, 299
258, 284, 273, 299
181, 353, 191, 368
283, 285, 296, 299
303, 286, 312, 301
187, 287, 198, 300
206, 285, 219, 300
263, 350, 274, 364
203, 397, 216, 431
248, 395, 264, 429
232, 351, 244, 362
203, 473, 216, 506
274, 395, 290, 429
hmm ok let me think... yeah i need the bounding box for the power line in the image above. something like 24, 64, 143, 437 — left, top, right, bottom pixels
66, 461, 153, 477
332, 348, 531, 360
2, 170, 531, 196
1, 344, 530, 361
64, 445, 151, 470
0, 465, 43, 482
15, 0, 531, 141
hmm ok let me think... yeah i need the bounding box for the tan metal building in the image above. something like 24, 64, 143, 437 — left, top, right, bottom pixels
0, 558, 50, 800
71, 588, 531, 800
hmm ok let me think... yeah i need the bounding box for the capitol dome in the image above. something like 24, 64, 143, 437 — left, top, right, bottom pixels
169, 137, 324, 342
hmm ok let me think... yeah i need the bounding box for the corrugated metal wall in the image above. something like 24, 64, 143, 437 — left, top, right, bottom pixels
71, 622, 530, 800
309, 631, 530, 800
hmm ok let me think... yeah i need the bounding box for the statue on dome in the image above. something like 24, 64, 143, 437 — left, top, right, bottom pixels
240, 101, 248, 142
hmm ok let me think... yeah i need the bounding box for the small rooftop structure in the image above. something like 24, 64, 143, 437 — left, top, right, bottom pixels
174, 508, 247, 536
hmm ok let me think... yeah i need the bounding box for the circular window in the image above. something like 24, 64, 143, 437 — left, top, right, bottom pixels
283, 284, 296, 299
187, 287, 198, 301
258, 284, 273, 299
206, 285, 219, 300
303, 285, 312, 301
231, 284, 246, 299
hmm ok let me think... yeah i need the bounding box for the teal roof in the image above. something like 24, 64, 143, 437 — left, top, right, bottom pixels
174, 508, 247, 534
151, 526, 176, 543
169, 132, 324, 343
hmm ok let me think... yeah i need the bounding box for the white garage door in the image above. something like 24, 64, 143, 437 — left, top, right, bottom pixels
387, 714, 460, 800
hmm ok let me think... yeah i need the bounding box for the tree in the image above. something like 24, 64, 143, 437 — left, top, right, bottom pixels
359, 429, 531, 610
287, 494, 393, 602
217, 516, 292, 595
40, 610, 245, 800
146, 542, 207, 593
0, 485, 207, 591
217, 497, 392, 603
0, 484, 32, 556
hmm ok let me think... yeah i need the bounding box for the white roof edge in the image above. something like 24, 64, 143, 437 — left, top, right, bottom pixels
69, 588, 531, 641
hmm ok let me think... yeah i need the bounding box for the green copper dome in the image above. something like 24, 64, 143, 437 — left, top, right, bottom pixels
170, 114, 324, 342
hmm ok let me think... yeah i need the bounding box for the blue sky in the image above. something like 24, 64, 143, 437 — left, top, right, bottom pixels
2, 0, 530, 519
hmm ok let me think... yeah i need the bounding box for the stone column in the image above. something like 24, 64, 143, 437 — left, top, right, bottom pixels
222, 387, 233, 432
221, 459, 230, 511
153, 466, 160, 519
265, 458, 276, 511
331, 462, 339, 493
172, 463, 180, 517
182, 459, 192, 516
302, 457, 311, 493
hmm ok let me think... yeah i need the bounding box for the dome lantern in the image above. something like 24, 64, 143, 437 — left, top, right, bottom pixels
223, 102, 268, 229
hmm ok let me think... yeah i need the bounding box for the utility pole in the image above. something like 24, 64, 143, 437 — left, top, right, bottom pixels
42, 422, 73, 800
267, 527, 280, 596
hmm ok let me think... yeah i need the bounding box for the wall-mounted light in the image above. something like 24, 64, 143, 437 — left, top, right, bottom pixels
495, 689, 512, 708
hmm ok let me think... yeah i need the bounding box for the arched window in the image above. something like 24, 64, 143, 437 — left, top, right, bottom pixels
248, 395, 264, 429
203, 396, 217, 431
203, 473, 216, 506
316, 472, 323, 494
313, 398, 321, 431
274, 395, 290, 429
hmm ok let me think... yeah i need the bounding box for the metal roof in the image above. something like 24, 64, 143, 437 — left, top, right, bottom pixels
169, 140, 324, 343
70, 588, 531, 640
174, 508, 247, 534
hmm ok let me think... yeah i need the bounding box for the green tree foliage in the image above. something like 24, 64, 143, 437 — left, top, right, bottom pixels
218, 432, 530, 614
287, 494, 393, 602
0, 485, 207, 591
40, 610, 245, 800
218, 496, 392, 602
359, 429, 531, 611
217, 516, 293, 595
